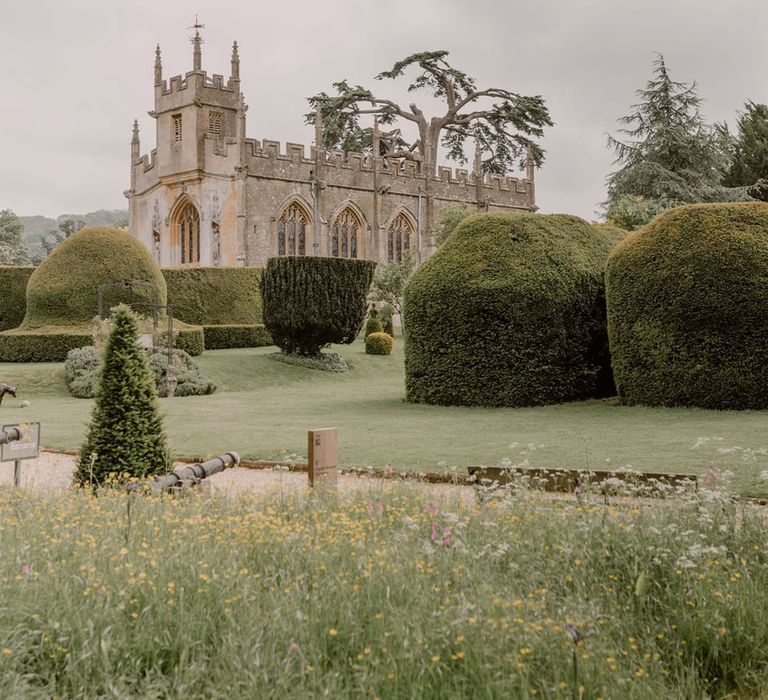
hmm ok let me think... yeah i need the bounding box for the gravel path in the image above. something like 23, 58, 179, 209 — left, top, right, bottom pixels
0, 450, 476, 502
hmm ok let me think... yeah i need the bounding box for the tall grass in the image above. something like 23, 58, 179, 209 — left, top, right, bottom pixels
0, 481, 767, 698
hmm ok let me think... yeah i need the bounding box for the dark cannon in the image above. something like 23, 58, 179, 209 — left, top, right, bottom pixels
0, 426, 21, 445
152, 451, 240, 491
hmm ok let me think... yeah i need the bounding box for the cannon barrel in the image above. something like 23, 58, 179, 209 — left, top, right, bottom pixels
0, 427, 21, 446
152, 451, 240, 491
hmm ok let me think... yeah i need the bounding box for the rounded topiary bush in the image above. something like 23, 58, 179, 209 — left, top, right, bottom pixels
261, 257, 375, 356
366, 331, 393, 355
22, 227, 168, 328
606, 202, 768, 409
404, 213, 620, 407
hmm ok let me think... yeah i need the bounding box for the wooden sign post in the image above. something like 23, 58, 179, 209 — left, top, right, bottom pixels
308, 427, 337, 487
1, 422, 41, 487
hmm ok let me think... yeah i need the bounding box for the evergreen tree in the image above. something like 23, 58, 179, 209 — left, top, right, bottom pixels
605, 54, 745, 218
722, 101, 768, 201
75, 305, 171, 486
0, 209, 31, 265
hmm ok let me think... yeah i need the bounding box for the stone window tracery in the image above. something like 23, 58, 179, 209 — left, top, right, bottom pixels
277, 202, 309, 256
208, 111, 223, 137
173, 114, 183, 142
173, 201, 200, 265
331, 208, 362, 259
387, 212, 413, 262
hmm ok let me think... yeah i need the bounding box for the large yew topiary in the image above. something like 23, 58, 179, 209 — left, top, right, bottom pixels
261, 257, 375, 355
74, 305, 171, 486
606, 202, 768, 409
23, 227, 167, 327
0, 227, 204, 361
404, 213, 621, 407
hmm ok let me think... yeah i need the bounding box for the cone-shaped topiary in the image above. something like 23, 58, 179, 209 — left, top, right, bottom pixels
261, 257, 375, 355
404, 213, 622, 407
365, 308, 383, 336
606, 202, 768, 409
74, 305, 171, 486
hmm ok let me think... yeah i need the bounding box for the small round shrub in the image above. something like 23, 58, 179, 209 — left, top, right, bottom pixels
404, 213, 619, 407
366, 332, 393, 355
380, 305, 395, 335
606, 202, 768, 409
365, 309, 383, 336
261, 257, 375, 355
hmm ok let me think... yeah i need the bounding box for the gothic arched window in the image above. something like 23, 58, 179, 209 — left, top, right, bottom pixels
277, 202, 309, 256
172, 200, 200, 265
387, 212, 414, 262
331, 208, 363, 259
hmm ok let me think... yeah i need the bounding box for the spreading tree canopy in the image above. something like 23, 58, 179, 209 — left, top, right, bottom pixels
722, 101, 768, 201
0, 210, 30, 265
604, 54, 747, 228
306, 51, 553, 176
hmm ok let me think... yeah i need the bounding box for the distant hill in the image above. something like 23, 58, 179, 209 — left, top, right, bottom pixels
20, 209, 128, 259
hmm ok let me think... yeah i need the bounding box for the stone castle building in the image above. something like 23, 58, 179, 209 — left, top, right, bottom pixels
126, 30, 537, 268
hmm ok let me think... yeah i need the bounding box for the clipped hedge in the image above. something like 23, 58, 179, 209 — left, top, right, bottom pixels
22, 227, 167, 328
261, 257, 375, 355
163, 267, 263, 325
0, 266, 33, 332
202, 324, 272, 350
404, 213, 620, 407
606, 202, 768, 409
366, 331, 393, 355
0, 328, 92, 362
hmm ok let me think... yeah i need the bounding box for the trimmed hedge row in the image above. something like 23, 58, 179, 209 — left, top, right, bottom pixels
22, 227, 167, 328
0, 266, 34, 331
163, 267, 263, 325
404, 213, 621, 407
606, 202, 768, 409
0, 329, 92, 362
261, 257, 375, 355
202, 324, 272, 350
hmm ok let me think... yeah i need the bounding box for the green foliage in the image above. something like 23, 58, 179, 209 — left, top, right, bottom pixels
434, 204, 476, 246
606, 202, 768, 409
307, 51, 552, 175
162, 267, 264, 325
22, 226, 167, 328
604, 194, 683, 231
0, 327, 92, 362
261, 257, 375, 356
202, 324, 272, 350
0, 210, 31, 265
722, 101, 768, 201
167, 327, 205, 357
404, 213, 618, 407
41, 218, 84, 257
0, 266, 33, 331
365, 331, 394, 355
365, 309, 383, 336
64, 345, 216, 399
605, 54, 746, 210
75, 306, 171, 485
369, 253, 415, 323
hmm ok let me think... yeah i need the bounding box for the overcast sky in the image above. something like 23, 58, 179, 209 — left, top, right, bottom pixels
2, 0, 766, 220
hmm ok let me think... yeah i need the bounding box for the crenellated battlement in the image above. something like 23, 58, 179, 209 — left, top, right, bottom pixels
240, 136, 532, 195
157, 70, 238, 97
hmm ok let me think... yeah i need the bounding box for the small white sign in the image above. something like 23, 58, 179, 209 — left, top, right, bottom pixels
1, 422, 41, 462
137, 334, 154, 349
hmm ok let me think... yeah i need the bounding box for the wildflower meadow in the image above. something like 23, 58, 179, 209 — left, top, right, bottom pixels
1, 480, 766, 698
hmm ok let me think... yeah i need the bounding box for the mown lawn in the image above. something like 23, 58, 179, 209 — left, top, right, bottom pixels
1, 339, 767, 495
